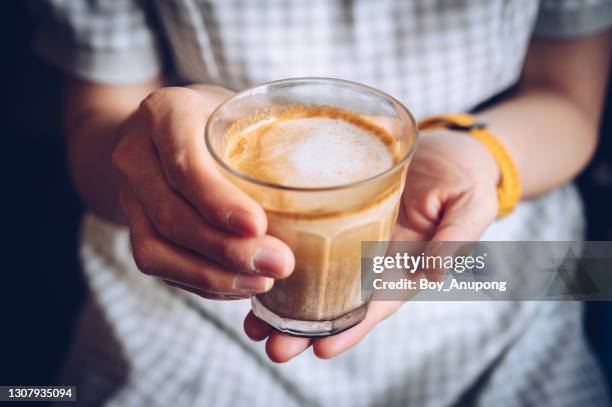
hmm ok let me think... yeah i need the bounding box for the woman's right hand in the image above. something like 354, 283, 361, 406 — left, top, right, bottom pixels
112, 85, 294, 299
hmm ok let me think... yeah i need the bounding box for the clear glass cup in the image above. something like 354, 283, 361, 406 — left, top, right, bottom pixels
205, 78, 418, 336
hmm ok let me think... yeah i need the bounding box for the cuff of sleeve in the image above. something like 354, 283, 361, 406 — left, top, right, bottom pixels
33, 29, 162, 85
534, 2, 612, 38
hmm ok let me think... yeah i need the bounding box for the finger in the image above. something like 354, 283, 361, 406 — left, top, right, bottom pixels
431, 187, 496, 242
265, 332, 311, 363
139, 87, 267, 237
391, 226, 430, 241
164, 280, 250, 301
393, 207, 436, 241
243, 311, 273, 341
425, 188, 496, 281
116, 132, 294, 278
119, 184, 274, 294
395, 182, 443, 242
312, 301, 402, 359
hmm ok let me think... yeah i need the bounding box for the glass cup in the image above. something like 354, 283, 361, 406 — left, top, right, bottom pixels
205, 78, 418, 336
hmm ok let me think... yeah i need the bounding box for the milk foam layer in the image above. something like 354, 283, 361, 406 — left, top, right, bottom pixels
226, 111, 396, 188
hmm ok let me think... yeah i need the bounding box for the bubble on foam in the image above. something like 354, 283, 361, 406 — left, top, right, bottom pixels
260, 117, 394, 187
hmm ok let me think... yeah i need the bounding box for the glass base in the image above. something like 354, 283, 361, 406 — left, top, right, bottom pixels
251, 296, 368, 337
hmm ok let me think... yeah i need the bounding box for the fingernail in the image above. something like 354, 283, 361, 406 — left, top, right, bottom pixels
234, 274, 273, 292
227, 210, 257, 236
253, 248, 287, 277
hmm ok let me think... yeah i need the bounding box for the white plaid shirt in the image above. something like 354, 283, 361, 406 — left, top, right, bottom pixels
31, 1, 612, 406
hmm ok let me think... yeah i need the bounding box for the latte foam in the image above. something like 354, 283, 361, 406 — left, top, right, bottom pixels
224, 106, 397, 188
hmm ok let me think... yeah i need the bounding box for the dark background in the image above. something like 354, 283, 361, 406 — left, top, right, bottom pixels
3, 1, 612, 394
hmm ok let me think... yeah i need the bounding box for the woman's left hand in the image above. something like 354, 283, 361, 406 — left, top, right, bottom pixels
244, 129, 500, 362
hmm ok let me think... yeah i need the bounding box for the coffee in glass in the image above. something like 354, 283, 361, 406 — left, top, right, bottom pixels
206, 78, 417, 336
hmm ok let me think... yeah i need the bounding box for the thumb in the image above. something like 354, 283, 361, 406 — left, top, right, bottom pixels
424, 188, 496, 281
431, 187, 496, 242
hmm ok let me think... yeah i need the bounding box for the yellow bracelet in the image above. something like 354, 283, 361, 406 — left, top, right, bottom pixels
418, 113, 521, 217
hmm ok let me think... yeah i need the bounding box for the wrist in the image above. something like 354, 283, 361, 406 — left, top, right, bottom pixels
420, 129, 501, 187
418, 112, 521, 217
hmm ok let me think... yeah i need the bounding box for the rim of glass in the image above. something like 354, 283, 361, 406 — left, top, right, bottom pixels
204, 77, 419, 192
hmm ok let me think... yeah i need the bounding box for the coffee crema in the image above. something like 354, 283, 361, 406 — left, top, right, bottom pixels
223, 105, 400, 188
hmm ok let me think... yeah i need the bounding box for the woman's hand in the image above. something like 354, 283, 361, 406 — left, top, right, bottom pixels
394, 130, 499, 242
244, 130, 499, 362
112, 85, 295, 299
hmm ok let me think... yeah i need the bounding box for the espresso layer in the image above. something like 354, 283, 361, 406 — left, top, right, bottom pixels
224, 105, 398, 188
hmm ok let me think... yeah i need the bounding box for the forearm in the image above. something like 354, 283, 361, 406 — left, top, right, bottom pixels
477, 32, 611, 198
478, 86, 600, 198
